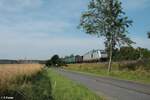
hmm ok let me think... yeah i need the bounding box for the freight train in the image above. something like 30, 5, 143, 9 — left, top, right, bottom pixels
63, 49, 108, 64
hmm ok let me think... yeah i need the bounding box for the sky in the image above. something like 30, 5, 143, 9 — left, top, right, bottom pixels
0, 0, 150, 60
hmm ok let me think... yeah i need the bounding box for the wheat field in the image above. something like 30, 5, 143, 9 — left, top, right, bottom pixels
0, 64, 43, 91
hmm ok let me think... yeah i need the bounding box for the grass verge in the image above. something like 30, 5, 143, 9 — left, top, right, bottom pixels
48, 68, 103, 100
64, 63, 150, 84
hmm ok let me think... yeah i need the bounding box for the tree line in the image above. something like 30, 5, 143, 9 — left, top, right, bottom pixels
112, 47, 150, 61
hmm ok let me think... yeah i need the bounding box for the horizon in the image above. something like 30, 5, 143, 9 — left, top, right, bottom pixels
0, 0, 150, 60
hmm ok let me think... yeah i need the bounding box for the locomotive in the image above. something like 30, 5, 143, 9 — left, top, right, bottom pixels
63, 49, 108, 64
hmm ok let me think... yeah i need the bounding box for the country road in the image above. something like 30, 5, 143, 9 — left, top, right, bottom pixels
55, 68, 150, 100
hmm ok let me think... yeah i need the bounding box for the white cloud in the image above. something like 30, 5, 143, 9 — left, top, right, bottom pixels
0, 19, 71, 35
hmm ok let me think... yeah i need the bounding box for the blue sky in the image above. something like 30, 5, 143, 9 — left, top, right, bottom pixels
0, 0, 150, 60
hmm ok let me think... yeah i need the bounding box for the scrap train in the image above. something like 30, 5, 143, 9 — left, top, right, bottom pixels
63, 49, 108, 64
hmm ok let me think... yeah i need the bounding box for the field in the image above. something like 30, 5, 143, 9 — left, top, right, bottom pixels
0, 64, 102, 100
64, 63, 150, 84
0, 64, 43, 92
0, 64, 53, 100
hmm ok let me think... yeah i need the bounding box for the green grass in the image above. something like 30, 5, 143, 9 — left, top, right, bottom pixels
48, 68, 103, 100
64, 63, 150, 84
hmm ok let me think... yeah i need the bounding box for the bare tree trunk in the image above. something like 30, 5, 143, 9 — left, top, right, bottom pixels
108, 41, 112, 73
108, 50, 112, 73
107, 0, 113, 74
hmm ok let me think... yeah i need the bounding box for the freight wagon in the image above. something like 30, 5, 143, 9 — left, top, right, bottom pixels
63, 56, 76, 63
75, 55, 83, 63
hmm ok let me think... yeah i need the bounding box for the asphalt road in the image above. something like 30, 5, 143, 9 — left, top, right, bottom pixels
55, 68, 150, 100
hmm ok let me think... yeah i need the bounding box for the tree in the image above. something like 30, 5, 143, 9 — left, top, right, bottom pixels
51, 55, 60, 65
79, 0, 134, 73
46, 55, 63, 67
147, 32, 150, 39
46, 55, 66, 67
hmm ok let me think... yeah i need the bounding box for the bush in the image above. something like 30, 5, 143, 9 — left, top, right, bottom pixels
118, 59, 150, 71
136, 59, 150, 70
118, 62, 137, 71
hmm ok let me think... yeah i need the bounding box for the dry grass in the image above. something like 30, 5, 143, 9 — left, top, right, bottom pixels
0, 64, 43, 91
64, 63, 150, 84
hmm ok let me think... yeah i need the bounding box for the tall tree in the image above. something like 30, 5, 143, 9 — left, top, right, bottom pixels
79, 0, 134, 72
147, 32, 150, 39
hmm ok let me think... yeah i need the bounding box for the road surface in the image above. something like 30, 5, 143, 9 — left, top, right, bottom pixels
55, 68, 150, 100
